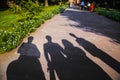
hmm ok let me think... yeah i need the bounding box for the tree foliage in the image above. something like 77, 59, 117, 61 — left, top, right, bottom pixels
93, 0, 120, 9
1, 0, 119, 10
7, 0, 42, 13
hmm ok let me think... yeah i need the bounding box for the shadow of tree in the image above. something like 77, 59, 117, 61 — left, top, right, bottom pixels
70, 33, 120, 73
6, 36, 46, 80
61, 8, 120, 43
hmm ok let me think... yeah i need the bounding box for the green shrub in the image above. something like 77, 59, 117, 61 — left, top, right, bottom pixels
94, 8, 120, 21
0, 5, 67, 54
7, 0, 42, 15
0, 30, 20, 53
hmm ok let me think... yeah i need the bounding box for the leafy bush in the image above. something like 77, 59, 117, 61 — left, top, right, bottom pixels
94, 8, 120, 21
7, 1, 22, 13
7, 0, 42, 14
0, 30, 20, 53
0, 5, 67, 54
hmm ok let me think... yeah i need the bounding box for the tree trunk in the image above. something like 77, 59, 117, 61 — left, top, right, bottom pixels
112, 0, 116, 8
45, 0, 48, 6
105, 0, 109, 10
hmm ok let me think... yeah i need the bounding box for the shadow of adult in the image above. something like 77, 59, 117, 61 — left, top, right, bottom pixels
43, 35, 67, 80
69, 33, 120, 73
6, 36, 46, 80
62, 39, 112, 80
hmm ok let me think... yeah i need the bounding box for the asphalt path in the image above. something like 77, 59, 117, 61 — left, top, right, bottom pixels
0, 7, 120, 80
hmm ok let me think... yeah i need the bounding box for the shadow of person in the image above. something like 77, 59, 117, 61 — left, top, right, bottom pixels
62, 39, 86, 61
62, 39, 112, 80
69, 33, 120, 73
17, 36, 40, 58
6, 36, 46, 80
43, 35, 67, 80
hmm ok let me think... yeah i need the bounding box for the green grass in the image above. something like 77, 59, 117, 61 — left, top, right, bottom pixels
0, 6, 65, 31
0, 5, 67, 54
0, 10, 21, 31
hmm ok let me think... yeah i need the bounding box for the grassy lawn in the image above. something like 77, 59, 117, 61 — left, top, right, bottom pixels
0, 10, 21, 31
0, 5, 67, 53
0, 5, 65, 30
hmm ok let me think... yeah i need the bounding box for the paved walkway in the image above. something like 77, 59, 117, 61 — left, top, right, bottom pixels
0, 7, 120, 80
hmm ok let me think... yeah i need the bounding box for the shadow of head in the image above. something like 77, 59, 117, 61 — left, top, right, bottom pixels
69, 33, 77, 38
46, 35, 52, 42
28, 36, 34, 43
62, 39, 74, 48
